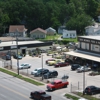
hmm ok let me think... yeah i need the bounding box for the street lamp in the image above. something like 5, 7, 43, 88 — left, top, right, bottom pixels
15, 29, 19, 75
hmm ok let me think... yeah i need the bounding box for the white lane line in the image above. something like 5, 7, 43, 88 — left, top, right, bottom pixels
0, 93, 7, 98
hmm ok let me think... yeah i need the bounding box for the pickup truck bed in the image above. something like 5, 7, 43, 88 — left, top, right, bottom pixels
41, 94, 51, 100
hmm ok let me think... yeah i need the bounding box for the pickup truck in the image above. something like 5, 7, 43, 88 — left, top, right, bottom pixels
30, 90, 51, 100
47, 80, 69, 91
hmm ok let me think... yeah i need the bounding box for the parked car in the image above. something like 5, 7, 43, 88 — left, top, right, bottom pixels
19, 63, 31, 69
48, 59, 64, 66
30, 90, 51, 100
71, 64, 81, 70
43, 70, 58, 79
47, 80, 69, 91
83, 86, 100, 95
2, 55, 11, 60
13, 54, 23, 59
45, 59, 55, 64
31, 68, 42, 75
34, 68, 49, 77
61, 75, 69, 79
77, 66, 91, 73
54, 62, 69, 67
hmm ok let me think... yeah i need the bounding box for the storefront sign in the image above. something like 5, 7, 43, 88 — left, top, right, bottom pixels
11, 45, 17, 49
20, 47, 27, 49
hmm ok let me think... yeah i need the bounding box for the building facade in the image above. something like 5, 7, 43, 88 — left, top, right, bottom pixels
77, 36, 100, 54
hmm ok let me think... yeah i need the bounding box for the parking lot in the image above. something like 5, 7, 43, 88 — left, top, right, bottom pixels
1, 53, 100, 99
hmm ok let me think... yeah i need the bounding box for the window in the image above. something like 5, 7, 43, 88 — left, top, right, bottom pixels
66, 34, 68, 36
91, 44, 94, 51
73, 34, 75, 36
85, 43, 87, 49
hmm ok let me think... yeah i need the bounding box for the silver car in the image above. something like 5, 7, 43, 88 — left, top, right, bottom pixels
19, 63, 31, 69
77, 66, 91, 73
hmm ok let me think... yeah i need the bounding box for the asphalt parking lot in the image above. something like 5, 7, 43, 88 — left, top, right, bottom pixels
1, 53, 100, 99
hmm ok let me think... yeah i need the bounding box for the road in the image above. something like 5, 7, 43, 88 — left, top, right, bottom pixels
0, 72, 69, 100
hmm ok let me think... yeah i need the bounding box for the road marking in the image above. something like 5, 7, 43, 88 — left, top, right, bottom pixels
0, 83, 31, 100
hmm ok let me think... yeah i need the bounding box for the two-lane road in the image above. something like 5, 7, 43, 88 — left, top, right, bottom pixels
0, 72, 69, 100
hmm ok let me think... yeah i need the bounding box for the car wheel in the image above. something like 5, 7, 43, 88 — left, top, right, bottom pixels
63, 85, 67, 88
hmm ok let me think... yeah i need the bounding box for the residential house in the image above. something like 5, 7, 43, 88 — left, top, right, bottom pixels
85, 23, 100, 35
9, 25, 27, 37
30, 28, 47, 39
46, 27, 56, 35
62, 29, 77, 38
58, 26, 66, 34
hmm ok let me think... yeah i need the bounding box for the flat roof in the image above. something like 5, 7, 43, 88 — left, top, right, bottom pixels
0, 40, 44, 47
65, 51, 100, 62
78, 36, 100, 40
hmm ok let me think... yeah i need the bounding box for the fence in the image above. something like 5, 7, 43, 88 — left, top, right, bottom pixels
70, 81, 87, 93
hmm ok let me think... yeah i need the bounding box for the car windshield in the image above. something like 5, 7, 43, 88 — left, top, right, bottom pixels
25, 64, 28, 66
21, 64, 24, 66
34, 69, 37, 71
51, 82, 55, 85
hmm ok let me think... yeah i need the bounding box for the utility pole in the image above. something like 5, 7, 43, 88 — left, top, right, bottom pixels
41, 55, 43, 80
16, 29, 19, 75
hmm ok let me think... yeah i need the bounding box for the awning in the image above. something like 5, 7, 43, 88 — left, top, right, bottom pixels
64, 51, 100, 62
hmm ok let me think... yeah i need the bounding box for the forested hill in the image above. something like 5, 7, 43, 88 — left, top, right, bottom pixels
0, 0, 100, 35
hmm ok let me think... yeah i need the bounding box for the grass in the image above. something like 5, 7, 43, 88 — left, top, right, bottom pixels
0, 68, 44, 86
38, 34, 78, 43
65, 94, 80, 100
65, 92, 100, 100
76, 92, 100, 100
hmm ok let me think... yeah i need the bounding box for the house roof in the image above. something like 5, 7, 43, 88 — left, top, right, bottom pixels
30, 28, 47, 34
46, 27, 56, 32
9, 25, 27, 33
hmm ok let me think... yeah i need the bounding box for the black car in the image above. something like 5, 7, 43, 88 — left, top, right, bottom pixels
43, 70, 58, 79
71, 64, 81, 70
83, 86, 100, 95
34, 68, 49, 77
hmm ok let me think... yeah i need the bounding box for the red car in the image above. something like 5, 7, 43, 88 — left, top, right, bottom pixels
45, 59, 55, 64
47, 80, 69, 91
54, 62, 69, 67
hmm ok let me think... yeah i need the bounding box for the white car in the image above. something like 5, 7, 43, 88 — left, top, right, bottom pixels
19, 63, 31, 69
31, 68, 42, 75
77, 66, 91, 73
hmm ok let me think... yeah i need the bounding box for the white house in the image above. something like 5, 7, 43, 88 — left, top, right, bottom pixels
58, 26, 66, 34
85, 23, 100, 35
46, 27, 56, 35
9, 25, 27, 37
62, 29, 77, 38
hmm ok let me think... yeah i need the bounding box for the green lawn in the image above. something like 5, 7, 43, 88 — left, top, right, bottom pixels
39, 34, 78, 43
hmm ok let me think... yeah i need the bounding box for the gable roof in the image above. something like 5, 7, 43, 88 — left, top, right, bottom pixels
46, 27, 56, 32
30, 28, 47, 34
9, 25, 27, 33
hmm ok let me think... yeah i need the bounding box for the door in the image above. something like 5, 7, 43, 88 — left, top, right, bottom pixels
22, 49, 26, 55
